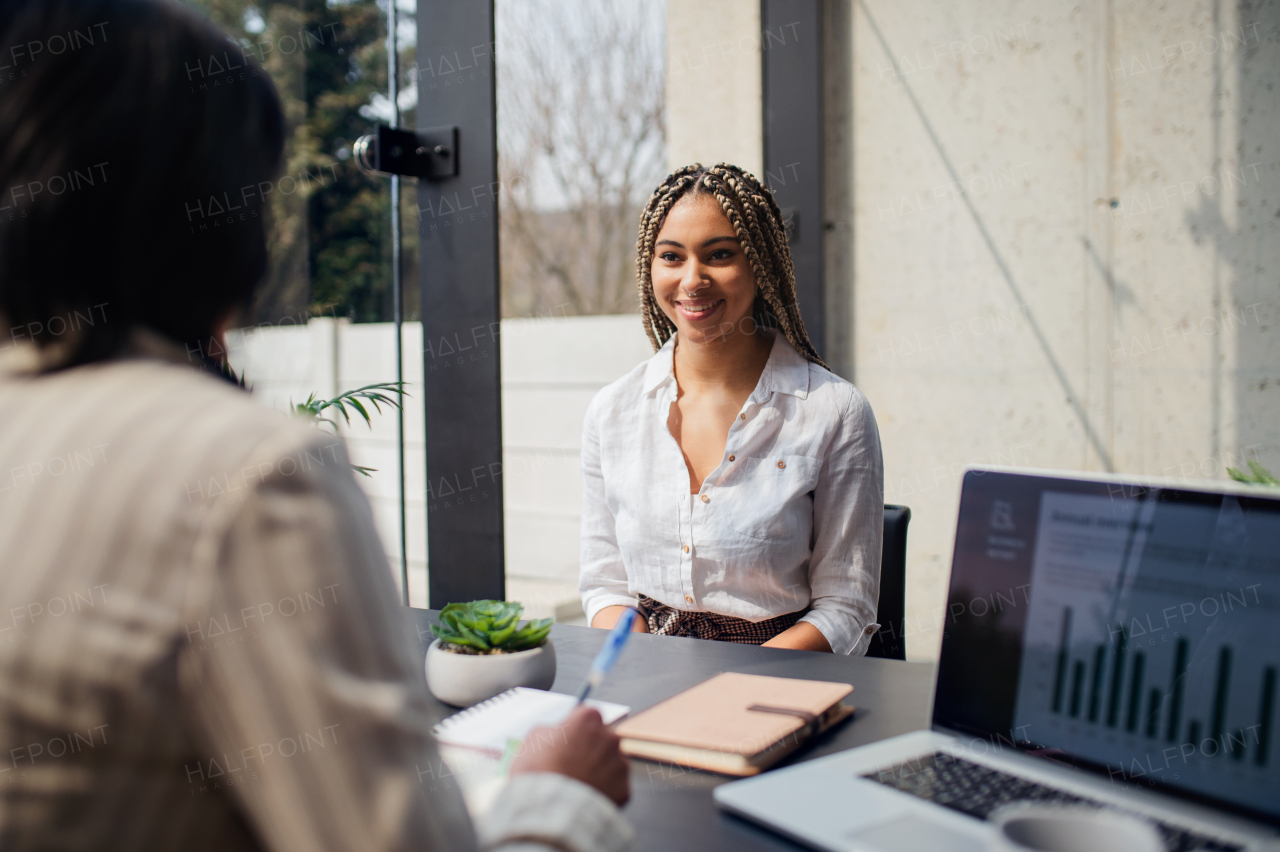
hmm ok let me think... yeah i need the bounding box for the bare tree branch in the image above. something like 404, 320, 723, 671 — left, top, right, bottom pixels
496, 0, 665, 318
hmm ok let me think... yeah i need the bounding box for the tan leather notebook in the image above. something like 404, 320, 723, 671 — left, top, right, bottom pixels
615, 672, 854, 776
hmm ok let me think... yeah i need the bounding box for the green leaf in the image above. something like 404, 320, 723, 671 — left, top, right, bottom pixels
448, 635, 488, 652
455, 622, 490, 650
1248, 460, 1279, 485
1227, 461, 1279, 487
291, 383, 411, 479
361, 391, 397, 413
440, 609, 464, 632
509, 619, 552, 644
488, 621, 518, 646
492, 609, 521, 632
508, 621, 552, 651
346, 397, 372, 426
431, 600, 550, 652
431, 622, 471, 648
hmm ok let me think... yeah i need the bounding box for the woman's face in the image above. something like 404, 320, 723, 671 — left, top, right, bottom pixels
651, 193, 757, 345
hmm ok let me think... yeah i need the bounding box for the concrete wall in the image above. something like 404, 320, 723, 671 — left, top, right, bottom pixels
838, 0, 1280, 660
662, 0, 1279, 661
665, 0, 764, 175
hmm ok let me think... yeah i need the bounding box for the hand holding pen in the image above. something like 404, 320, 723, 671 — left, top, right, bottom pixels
508, 702, 631, 805
507, 610, 638, 805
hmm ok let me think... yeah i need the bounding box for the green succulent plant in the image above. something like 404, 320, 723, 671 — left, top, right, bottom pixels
431, 600, 553, 654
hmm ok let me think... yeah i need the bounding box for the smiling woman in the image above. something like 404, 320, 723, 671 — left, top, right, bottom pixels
578, 163, 886, 655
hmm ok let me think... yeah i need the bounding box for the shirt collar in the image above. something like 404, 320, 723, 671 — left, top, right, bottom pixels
639, 329, 811, 400
756, 329, 811, 400
640, 334, 677, 395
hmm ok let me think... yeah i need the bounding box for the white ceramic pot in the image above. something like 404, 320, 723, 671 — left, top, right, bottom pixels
425, 638, 557, 707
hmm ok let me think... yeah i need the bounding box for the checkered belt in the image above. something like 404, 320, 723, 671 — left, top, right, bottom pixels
636, 594, 807, 645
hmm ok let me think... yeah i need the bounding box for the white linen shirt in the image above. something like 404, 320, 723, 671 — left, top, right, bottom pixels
578, 330, 884, 655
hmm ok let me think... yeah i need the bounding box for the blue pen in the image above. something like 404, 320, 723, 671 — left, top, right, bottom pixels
575, 608, 638, 703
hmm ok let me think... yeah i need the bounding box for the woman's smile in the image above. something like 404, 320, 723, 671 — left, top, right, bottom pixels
674, 297, 725, 321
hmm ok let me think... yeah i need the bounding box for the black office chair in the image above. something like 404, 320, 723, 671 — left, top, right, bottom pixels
865, 504, 910, 660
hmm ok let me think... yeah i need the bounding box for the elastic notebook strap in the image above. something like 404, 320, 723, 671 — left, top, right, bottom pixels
746, 704, 819, 727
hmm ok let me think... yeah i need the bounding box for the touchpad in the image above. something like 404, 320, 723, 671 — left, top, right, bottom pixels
847, 815, 987, 852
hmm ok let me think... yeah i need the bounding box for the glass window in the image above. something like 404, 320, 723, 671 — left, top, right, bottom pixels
495, 0, 666, 622
191, 0, 423, 601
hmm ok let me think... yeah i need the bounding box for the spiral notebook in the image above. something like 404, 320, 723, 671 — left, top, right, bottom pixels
433, 687, 631, 755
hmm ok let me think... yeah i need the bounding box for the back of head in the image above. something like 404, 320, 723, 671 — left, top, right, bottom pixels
0, 0, 284, 368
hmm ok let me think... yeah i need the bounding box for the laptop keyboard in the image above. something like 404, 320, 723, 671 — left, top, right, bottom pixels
863, 752, 1242, 852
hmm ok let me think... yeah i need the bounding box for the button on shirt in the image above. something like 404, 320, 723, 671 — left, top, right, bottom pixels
578, 331, 884, 655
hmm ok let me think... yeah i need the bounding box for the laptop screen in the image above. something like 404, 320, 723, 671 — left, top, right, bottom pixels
933, 469, 1280, 824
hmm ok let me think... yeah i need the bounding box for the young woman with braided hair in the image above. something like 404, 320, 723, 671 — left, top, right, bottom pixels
578, 164, 885, 654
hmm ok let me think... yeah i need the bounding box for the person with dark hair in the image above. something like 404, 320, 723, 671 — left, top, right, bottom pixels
0, 0, 284, 368
0, 1, 632, 849
580, 163, 884, 654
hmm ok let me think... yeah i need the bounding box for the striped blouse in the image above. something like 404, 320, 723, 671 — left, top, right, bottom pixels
0, 329, 631, 852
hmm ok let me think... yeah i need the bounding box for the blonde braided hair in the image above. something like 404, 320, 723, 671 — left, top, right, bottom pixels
635, 163, 824, 366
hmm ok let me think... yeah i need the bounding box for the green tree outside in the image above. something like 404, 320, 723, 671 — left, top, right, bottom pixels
182, 0, 416, 325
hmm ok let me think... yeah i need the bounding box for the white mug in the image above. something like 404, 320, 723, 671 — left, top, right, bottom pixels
990, 804, 1163, 852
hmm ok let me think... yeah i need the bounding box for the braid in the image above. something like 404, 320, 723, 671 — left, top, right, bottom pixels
634, 162, 825, 367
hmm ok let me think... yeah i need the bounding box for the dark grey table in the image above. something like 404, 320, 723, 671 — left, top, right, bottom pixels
410, 611, 935, 852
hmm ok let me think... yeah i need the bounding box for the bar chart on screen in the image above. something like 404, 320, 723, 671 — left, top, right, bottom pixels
1011, 489, 1280, 814
1046, 604, 1275, 767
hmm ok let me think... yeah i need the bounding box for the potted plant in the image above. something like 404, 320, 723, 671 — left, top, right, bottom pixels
425, 600, 556, 707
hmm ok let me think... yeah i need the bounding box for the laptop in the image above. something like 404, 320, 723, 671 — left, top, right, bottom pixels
714, 468, 1280, 851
